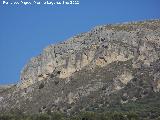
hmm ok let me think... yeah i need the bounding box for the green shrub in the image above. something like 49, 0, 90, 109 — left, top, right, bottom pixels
110, 112, 127, 120
50, 112, 64, 120
39, 83, 44, 89
36, 114, 50, 120
126, 112, 139, 120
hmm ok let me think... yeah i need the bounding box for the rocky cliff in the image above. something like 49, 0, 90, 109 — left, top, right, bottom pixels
19, 20, 160, 89
0, 20, 160, 119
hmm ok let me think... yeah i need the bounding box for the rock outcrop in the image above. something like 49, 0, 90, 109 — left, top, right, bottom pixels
19, 20, 160, 89
0, 20, 160, 118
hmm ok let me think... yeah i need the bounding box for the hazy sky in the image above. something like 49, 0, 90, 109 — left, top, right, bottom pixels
0, 0, 160, 84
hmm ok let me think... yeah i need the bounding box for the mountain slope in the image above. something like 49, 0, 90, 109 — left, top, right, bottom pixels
0, 20, 160, 119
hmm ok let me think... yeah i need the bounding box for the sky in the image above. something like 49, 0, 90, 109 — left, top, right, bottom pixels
0, 0, 160, 85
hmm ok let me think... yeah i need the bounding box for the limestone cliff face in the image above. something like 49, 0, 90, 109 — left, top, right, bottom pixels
19, 20, 160, 89
1, 20, 160, 117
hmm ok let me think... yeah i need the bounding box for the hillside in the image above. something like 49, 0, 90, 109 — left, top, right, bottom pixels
0, 20, 160, 120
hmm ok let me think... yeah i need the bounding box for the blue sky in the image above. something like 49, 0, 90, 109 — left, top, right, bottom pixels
0, 0, 160, 84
